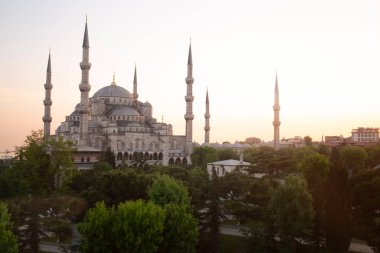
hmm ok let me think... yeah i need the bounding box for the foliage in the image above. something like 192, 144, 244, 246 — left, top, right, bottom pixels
190, 146, 219, 167
304, 136, 313, 146
206, 168, 222, 253
92, 161, 113, 172
217, 149, 238, 161
220, 171, 251, 200
70, 168, 152, 207
0, 202, 18, 253
325, 148, 351, 253
7, 130, 76, 196
365, 144, 380, 168
97, 147, 116, 168
268, 175, 314, 249
78, 201, 116, 253
148, 175, 191, 208
341, 145, 368, 174
159, 204, 198, 253
113, 200, 165, 253
349, 169, 380, 252
300, 153, 329, 250
7, 195, 87, 253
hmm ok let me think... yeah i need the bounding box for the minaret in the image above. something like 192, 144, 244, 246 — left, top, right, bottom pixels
133, 65, 138, 100
204, 89, 210, 145
184, 42, 194, 155
78, 19, 91, 146
42, 52, 53, 138
273, 74, 281, 150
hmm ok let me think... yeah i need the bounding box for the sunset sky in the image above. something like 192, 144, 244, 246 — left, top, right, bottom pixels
1, 0, 380, 153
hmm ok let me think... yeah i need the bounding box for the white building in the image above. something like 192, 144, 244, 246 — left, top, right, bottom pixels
206, 155, 251, 177
351, 127, 380, 143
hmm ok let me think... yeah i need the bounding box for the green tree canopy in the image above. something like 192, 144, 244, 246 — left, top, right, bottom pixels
325, 148, 351, 253
341, 145, 368, 174
190, 146, 219, 167
113, 200, 165, 253
148, 175, 191, 207
12, 130, 75, 194
300, 153, 329, 250
159, 204, 198, 253
268, 175, 314, 249
0, 202, 18, 253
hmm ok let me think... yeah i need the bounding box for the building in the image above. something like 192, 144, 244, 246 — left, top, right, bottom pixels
206, 154, 251, 177
351, 127, 380, 143
44, 21, 195, 167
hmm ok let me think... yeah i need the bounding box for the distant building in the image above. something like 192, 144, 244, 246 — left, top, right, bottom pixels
207, 154, 251, 177
245, 137, 262, 145
351, 127, 380, 143
325, 135, 345, 145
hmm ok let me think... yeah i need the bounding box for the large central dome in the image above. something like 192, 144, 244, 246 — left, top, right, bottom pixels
92, 84, 133, 98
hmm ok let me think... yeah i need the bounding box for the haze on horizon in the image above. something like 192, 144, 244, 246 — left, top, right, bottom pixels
1, 0, 380, 152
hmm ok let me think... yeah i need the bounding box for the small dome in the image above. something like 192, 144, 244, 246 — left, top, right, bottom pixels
110, 106, 140, 116
93, 85, 133, 99
143, 101, 152, 107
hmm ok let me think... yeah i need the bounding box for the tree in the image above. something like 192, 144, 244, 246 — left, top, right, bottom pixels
349, 169, 380, 252
78, 201, 116, 253
7, 195, 87, 253
12, 130, 75, 194
97, 147, 116, 169
325, 148, 351, 253
159, 204, 198, 253
113, 200, 165, 253
148, 175, 190, 208
300, 153, 329, 251
341, 145, 368, 174
190, 146, 219, 167
268, 175, 314, 252
0, 202, 18, 253
217, 148, 238, 161
206, 168, 222, 253
365, 144, 380, 168
304, 136, 313, 146
220, 171, 251, 200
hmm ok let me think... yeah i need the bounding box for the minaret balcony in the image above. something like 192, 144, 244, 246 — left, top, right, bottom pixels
185, 95, 194, 102
273, 121, 281, 126
43, 99, 52, 106
273, 105, 280, 111
80, 62, 92, 70
185, 77, 194, 84
43, 116, 52, 122
44, 83, 53, 89
79, 83, 91, 92
184, 114, 194, 120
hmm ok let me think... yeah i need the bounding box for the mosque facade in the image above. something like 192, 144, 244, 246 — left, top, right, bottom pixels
44, 21, 194, 166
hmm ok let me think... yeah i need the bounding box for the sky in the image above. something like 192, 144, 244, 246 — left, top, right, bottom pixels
1, 0, 380, 153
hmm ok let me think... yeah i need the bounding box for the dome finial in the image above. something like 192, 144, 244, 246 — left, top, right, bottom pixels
111, 72, 116, 85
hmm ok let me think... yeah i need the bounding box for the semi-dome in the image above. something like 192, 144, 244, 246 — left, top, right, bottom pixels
110, 106, 140, 116
143, 101, 152, 107
92, 85, 133, 99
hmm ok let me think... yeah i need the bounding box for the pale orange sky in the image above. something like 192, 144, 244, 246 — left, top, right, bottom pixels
1, 0, 380, 153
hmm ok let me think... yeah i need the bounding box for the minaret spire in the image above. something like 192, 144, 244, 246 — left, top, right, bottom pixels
78, 18, 92, 146
204, 89, 210, 145
43, 51, 53, 137
184, 41, 194, 156
273, 73, 281, 150
133, 64, 138, 100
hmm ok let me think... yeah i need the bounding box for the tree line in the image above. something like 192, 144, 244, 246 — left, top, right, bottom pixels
0, 131, 379, 252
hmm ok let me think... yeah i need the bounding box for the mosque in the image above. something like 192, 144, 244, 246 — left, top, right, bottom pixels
42, 21, 197, 167
42, 20, 281, 168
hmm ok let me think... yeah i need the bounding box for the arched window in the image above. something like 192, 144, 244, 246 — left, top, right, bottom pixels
144, 152, 149, 159
123, 152, 129, 161
169, 158, 174, 165
158, 152, 163, 160
153, 153, 158, 160
117, 152, 122, 161
175, 158, 182, 165
182, 158, 188, 166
